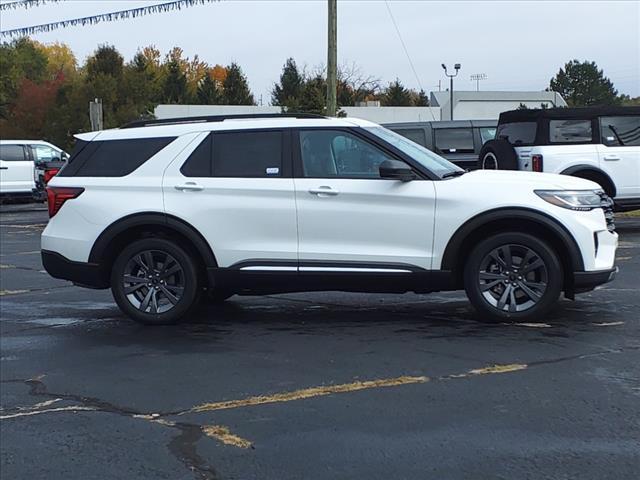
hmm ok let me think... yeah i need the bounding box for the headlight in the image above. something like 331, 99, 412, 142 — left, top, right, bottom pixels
535, 190, 604, 211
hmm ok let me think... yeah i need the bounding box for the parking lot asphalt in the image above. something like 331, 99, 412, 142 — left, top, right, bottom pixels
1, 203, 639, 480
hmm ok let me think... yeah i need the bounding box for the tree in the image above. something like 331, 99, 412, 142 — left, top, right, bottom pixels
414, 89, 430, 106
86, 44, 124, 80
10, 74, 65, 138
549, 60, 619, 107
196, 72, 222, 104
298, 74, 326, 115
37, 42, 77, 79
618, 94, 640, 106
272, 58, 304, 111
222, 63, 254, 105
163, 57, 189, 104
381, 79, 412, 106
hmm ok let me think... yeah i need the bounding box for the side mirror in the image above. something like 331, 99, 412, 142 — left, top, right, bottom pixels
379, 159, 416, 181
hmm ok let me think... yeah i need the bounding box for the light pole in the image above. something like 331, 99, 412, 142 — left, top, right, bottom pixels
442, 63, 461, 120
470, 73, 487, 92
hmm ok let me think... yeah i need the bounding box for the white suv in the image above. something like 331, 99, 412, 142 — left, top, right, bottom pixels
41, 114, 618, 324
478, 107, 640, 211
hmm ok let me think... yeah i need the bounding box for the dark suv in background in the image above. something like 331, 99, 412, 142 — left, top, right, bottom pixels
384, 120, 497, 170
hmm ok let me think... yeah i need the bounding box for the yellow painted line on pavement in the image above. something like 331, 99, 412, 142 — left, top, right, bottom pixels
187, 375, 429, 414
202, 425, 253, 449
449, 363, 528, 378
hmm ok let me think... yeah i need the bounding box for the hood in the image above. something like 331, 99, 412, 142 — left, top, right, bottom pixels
458, 170, 601, 191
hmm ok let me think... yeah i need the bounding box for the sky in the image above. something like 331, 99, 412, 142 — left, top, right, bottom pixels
1, 0, 639, 102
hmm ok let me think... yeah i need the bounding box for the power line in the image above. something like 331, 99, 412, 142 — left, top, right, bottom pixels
383, 0, 435, 120
0, 0, 61, 11
0, 0, 219, 38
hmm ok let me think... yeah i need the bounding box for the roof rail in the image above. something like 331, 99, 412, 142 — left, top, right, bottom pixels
121, 113, 328, 129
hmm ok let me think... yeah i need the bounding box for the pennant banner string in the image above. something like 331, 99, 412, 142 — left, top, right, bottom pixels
1, 0, 219, 37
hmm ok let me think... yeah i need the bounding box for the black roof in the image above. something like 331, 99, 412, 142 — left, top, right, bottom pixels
499, 106, 640, 123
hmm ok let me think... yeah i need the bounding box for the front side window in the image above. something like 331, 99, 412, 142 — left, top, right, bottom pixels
300, 130, 396, 178
434, 128, 474, 154
549, 119, 592, 143
32, 145, 58, 162
0, 145, 25, 162
496, 122, 537, 145
392, 128, 426, 147
600, 116, 640, 146
213, 131, 282, 177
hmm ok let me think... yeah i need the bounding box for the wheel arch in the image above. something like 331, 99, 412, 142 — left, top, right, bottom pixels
441, 208, 585, 290
89, 212, 218, 285
560, 165, 617, 198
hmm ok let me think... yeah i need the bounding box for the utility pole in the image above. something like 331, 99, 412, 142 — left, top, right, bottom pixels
326, 0, 337, 116
470, 73, 487, 91
441, 63, 461, 120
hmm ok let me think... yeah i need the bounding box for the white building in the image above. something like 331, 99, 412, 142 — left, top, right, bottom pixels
154, 90, 566, 124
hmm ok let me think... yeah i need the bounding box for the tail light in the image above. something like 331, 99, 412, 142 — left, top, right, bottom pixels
46, 187, 84, 218
531, 154, 543, 172
44, 167, 60, 184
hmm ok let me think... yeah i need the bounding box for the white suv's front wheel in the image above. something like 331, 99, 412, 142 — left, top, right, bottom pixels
111, 238, 200, 324
463, 233, 563, 322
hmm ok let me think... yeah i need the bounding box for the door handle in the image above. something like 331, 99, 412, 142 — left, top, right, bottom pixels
309, 186, 339, 196
603, 155, 620, 161
175, 182, 204, 191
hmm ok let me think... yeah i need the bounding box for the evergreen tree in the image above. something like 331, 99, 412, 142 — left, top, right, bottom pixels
222, 62, 254, 105
550, 60, 619, 107
86, 44, 124, 80
197, 73, 222, 104
272, 58, 303, 111
415, 89, 430, 106
381, 79, 412, 106
163, 57, 189, 104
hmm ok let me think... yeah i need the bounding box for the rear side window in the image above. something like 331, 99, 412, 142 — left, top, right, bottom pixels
213, 131, 282, 177
434, 128, 474, 154
393, 128, 426, 146
59, 137, 175, 177
0, 145, 26, 162
496, 122, 537, 145
549, 120, 592, 143
600, 116, 640, 146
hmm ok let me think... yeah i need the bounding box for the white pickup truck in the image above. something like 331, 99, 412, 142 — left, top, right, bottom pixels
478, 107, 640, 211
0, 140, 68, 202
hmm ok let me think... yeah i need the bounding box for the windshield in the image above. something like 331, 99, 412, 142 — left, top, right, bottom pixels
364, 126, 463, 177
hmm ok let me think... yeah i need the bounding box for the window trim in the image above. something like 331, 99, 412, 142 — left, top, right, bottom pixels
292, 127, 434, 180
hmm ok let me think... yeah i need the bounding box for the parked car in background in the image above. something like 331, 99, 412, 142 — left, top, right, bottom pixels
478, 107, 640, 211
384, 120, 496, 170
42, 114, 617, 325
0, 140, 68, 201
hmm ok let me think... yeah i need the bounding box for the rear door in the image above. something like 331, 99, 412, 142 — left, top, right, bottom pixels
598, 115, 640, 200
293, 128, 436, 270
0, 144, 34, 194
432, 127, 477, 170
162, 130, 298, 268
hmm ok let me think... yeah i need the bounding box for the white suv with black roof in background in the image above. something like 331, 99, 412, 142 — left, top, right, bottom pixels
41, 114, 618, 325
478, 106, 640, 212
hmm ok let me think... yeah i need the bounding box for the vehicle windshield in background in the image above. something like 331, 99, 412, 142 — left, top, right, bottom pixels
496, 122, 537, 145
365, 126, 463, 177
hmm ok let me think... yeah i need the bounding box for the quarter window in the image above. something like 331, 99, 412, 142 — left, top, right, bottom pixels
434, 128, 474, 154
0, 145, 25, 162
600, 116, 640, 146
299, 130, 396, 178
549, 120, 592, 143
181, 135, 212, 177
213, 131, 282, 177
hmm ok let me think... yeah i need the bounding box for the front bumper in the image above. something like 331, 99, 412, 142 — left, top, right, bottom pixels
573, 266, 618, 292
42, 250, 108, 289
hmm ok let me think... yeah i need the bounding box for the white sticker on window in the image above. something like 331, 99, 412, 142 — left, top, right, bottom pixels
266, 167, 279, 175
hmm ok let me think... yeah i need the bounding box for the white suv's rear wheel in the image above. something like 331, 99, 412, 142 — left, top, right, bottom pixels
111, 238, 200, 324
463, 232, 563, 322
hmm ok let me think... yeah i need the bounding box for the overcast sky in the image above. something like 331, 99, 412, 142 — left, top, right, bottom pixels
1, 0, 638, 102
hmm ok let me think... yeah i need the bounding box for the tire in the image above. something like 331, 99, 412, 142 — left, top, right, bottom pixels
111, 238, 201, 325
463, 232, 563, 322
478, 139, 518, 170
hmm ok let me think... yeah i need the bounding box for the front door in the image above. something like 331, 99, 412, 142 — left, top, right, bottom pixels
293, 128, 436, 271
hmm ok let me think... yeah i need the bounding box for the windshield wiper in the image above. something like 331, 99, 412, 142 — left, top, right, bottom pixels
441, 170, 466, 179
